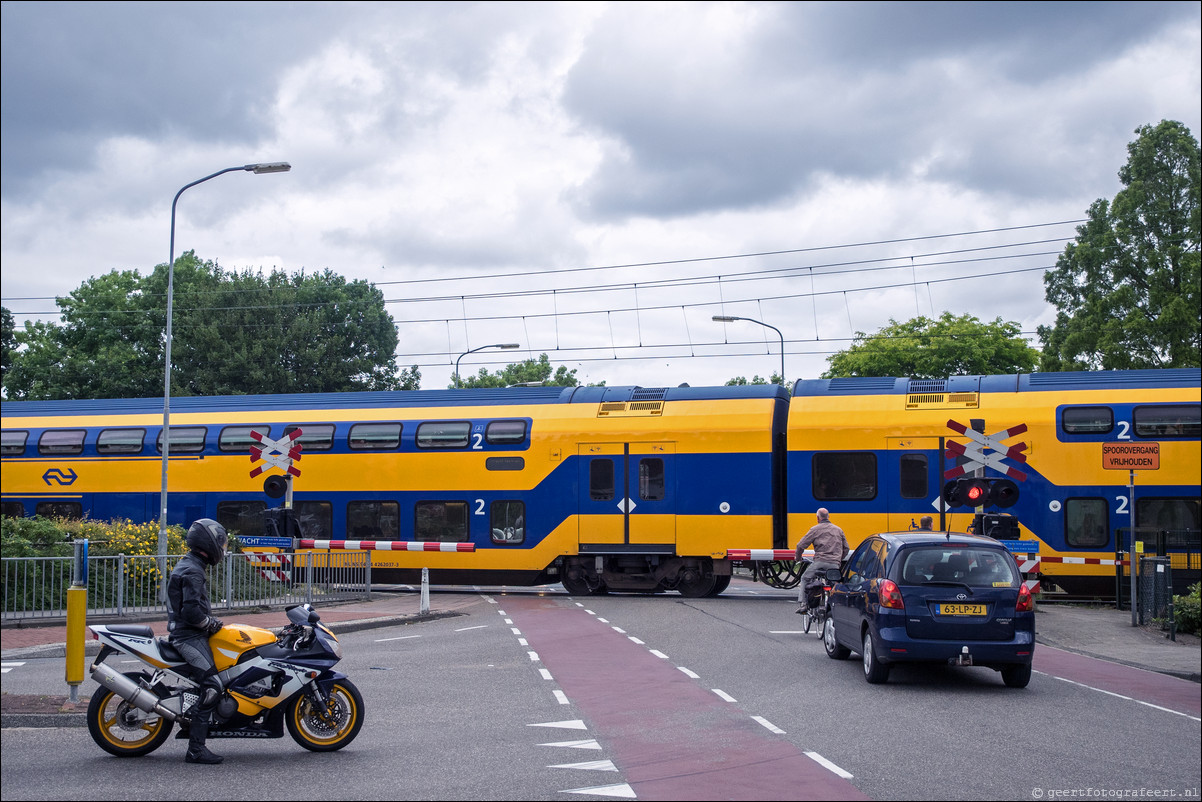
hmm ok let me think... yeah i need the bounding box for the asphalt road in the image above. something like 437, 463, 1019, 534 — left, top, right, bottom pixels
2, 585, 1199, 801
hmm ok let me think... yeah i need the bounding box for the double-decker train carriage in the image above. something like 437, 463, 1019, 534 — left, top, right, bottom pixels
788, 369, 1201, 597
0, 384, 791, 597
2, 370, 1198, 598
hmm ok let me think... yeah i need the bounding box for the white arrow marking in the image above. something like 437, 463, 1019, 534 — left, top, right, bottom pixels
529, 719, 588, 730
540, 739, 603, 750
549, 760, 618, 772
562, 783, 637, 798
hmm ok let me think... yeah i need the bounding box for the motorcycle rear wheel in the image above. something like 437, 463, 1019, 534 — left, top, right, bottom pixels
286, 679, 365, 752
87, 672, 173, 757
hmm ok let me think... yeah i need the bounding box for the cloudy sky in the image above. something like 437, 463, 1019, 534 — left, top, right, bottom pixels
2, 1, 1199, 391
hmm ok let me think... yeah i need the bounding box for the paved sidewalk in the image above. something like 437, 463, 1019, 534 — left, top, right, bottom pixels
3, 590, 1198, 729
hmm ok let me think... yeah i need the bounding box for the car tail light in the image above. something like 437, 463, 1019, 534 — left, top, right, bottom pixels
87, 626, 97, 640
1016, 583, 1034, 612
880, 579, 904, 609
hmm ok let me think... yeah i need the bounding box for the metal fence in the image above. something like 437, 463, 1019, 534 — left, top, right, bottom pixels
1, 551, 372, 623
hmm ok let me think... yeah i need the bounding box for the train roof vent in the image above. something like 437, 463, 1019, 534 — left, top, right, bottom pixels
630, 387, 669, 401
597, 400, 665, 418
906, 391, 979, 410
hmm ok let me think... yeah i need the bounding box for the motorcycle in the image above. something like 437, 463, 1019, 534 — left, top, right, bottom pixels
86, 603, 364, 757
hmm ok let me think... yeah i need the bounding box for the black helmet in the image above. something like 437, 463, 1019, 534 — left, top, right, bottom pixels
186, 518, 228, 566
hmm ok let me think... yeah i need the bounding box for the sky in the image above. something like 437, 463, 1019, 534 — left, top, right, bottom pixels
2, 1, 1199, 392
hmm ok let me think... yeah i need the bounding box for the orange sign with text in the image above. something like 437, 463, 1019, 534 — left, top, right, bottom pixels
1102, 442, 1159, 470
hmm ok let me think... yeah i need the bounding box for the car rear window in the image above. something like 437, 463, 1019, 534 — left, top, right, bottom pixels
899, 547, 1017, 588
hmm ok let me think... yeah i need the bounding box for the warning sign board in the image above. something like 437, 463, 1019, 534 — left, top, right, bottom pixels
1102, 442, 1160, 470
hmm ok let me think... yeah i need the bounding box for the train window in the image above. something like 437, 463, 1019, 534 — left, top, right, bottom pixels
219, 426, 270, 452
2, 430, 29, 456
216, 501, 267, 537
1062, 406, 1113, 434
1065, 498, 1109, 548
1134, 404, 1201, 438
284, 424, 335, 451
1136, 497, 1201, 533
35, 501, 82, 519
2, 502, 25, 518
486, 420, 527, 445
294, 501, 333, 540
491, 501, 525, 544
97, 428, 146, 454
486, 456, 525, 471
416, 421, 471, 449
639, 458, 665, 500
590, 459, 615, 501
813, 452, 877, 500
38, 429, 86, 456
899, 454, 928, 499
348, 422, 401, 450
415, 501, 469, 542
156, 427, 207, 454
347, 501, 400, 539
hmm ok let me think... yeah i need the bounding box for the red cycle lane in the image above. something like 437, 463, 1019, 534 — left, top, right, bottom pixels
1033, 647, 1201, 718
503, 595, 870, 802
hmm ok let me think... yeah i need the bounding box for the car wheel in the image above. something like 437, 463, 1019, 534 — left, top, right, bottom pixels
862, 630, 890, 684
1001, 663, 1032, 689
824, 615, 850, 660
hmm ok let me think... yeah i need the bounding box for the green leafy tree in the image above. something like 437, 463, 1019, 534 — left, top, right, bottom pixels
455, 353, 579, 388
1, 306, 14, 391
1039, 120, 1201, 370
4, 252, 407, 399
822, 313, 1039, 379
724, 372, 784, 386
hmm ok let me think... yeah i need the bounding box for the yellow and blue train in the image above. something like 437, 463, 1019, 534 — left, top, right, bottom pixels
2, 369, 1198, 597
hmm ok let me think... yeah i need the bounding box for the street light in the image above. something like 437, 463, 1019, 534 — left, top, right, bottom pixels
158, 162, 291, 587
455, 343, 520, 388
713, 315, 786, 386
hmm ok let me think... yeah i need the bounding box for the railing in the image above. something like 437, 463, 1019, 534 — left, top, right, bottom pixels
1, 551, 372, 623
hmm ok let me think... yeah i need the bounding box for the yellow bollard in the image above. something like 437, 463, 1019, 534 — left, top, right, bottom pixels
65, 539, 89, 703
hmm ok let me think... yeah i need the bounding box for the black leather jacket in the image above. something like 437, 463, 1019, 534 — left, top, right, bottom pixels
167, 551, 216, 640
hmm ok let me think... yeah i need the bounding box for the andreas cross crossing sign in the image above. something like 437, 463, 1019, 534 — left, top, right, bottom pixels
249, 428, 302, 478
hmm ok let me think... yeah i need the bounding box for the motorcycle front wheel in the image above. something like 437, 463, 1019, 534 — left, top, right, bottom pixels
286, 679, 365, 752
87, 672, 173, 757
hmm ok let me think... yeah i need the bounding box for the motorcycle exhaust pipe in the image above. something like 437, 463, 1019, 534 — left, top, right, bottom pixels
90, 665, 178, 721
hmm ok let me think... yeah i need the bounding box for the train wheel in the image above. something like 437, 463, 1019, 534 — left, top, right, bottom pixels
707, 574, 732, 596
676, 565, 717, 598
757, 561, 802, 589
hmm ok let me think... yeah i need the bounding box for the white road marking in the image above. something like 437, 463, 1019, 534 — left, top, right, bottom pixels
529, 719, 587, 729
1, 661, 25, 673
677, 666, 700, 679
375, 634, 421, 642
540, 739, 603, 750
805, 751, 854, 779
549, 760, 618, 772
712, 689, 737, 702
554, 690, 570, 705
562, 783, 636, 798
752, 716, 785, 734
1047, 673, 1201, 722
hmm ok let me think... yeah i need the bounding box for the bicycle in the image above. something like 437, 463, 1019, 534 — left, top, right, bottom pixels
801, 582, 831, 637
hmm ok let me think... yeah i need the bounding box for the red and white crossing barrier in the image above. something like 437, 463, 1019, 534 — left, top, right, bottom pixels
298, 539, 476, 552
244, 553, 292, 582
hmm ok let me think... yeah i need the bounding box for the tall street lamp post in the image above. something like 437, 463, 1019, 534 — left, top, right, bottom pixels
713, 315, 786, 387
455, 343, 521, 388
158, 162, 291, 589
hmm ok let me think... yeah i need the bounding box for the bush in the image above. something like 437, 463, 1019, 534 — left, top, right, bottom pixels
1174, 582, 1201, 635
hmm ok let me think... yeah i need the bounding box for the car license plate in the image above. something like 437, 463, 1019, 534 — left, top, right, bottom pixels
938, 603, 986, 616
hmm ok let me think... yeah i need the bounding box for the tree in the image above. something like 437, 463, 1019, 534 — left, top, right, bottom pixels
724, 372, 784, 386
1, 307, 14, 391
1039, 120, 1201, 370
4, 252, 407, 399
822, 313, 1039, 379
455, 354, 579, 388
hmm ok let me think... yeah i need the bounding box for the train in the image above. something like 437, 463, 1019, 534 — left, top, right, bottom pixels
2, 368, 1198, 598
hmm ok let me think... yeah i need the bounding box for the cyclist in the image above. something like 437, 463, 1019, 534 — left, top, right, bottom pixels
795, 508, 849, 616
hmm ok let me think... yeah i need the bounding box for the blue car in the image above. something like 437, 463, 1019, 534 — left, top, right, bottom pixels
823, 531, 1035, 687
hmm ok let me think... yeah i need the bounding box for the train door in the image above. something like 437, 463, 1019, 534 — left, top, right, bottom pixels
885, 437, 943, 532
578, 442, 676, 549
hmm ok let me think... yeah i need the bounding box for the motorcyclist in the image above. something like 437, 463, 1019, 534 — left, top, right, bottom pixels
795, 508, 850, 615
167, 518, 228, 765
